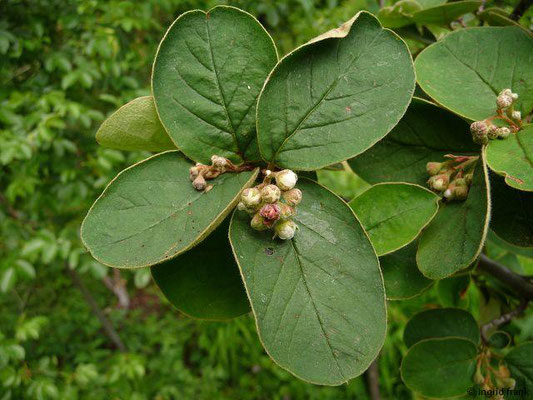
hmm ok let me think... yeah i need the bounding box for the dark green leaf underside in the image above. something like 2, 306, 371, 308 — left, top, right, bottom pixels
229, 179, 385, 385
505, 342, 533, 395
81, 151, 258, 268
151, 219, 250, 320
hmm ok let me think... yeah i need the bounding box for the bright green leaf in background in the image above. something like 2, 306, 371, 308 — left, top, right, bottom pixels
403, 308, 480, 347
229, 179, 385, 385
349, 99, 478, 185
95, 96, 176, 152
415, 26, 533, 121
151, 219, 250, 320
81, 151, 258, 268
257, 11, 415, 170
416, 159, 490, 279
377, 0, 423, 28
412, 1, 482, 25
349, 183, 439, 256
490, 174, 533, 248
485, 125, 533, 192
401, 337, 477, 398
379, 242, 433, 300
505, 342, 533, 395
152, 6, 278, 164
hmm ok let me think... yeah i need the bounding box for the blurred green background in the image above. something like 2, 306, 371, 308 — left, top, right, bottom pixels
1, 1, 531, 399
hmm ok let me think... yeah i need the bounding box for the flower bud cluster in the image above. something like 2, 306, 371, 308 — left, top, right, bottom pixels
237, 169, 302, 240
474, 349, 516, 399
190, 155, 249, 192
426, 155, 478, 202
469, 88, 522, 145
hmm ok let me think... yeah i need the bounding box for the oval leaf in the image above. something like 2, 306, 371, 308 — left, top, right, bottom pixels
417, 158, 490, 279
350, 183, 439, 256
257, 11, 415, 170
437, 275, 472, 307
415, 26, 533, 121
349, 98, 478, 186
505, 341, 533, 395
401, 337, 477, 398
96, 96, 175, 152
379, 242, 433, 300
485, 125, 533, 192
152, 6, 278, 164
403, 308, 480, 348
151, 218, 250, 320
81, 151, 258, 268
229, 179, 385, 385
412, 1, 482, 25
490, 173, 533, 248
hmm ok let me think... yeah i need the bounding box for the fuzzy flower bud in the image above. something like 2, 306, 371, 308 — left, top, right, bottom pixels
241, 187, 262, 208
454, 178, 467, 187
275, 220, 298, 240
275, 169, 298, 191
497, 126, 511, 139
282, 188, 302, 206
261, 184, 281, 203
259, 203, 280, 223
454, 185, 469, 200
487, 125, 499, 140
470, 121, 489, 144
278, 202, 295, 220
428, 174, 449, 192
192, 174, 206, 191
426, 162, 442, 176
511, 110, 522, 121
496, 93, 513, 109
237, 202, 247, 211
211, 155, 228, 170
189, 166, 201, 181
250, 213, 269, 231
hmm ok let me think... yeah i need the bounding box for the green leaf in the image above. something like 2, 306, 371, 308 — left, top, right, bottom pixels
485, 125, 533, 192
415, 26, 533, 121
416, 0, 446, 8
379, 242, 433, 300
95, 96, 176, 152
229, 179, 385, 385
401, 337, 477, 398
350, 183, 439, 256
477, 7, 526, 29
417, 159, 490, 279
403, 308, 480, 348
152, 6, 278, 164
505, 341, 533, 395
377, 0, 422, 28
151, 218, 250, 320
412, 1, 482, 25
0, 268, 16, 293
437, 274, 472, 307
488, 230, 533, 258
256, 11, 415, 170
490, 174, 533, 248
81, 151, 258, 268
349, 98, 478, 186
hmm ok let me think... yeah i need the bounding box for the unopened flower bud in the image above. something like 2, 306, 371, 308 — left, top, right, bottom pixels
275, 169, 298, 191
428, 174, 449, 192
487, 125, 499, 140
465, 173, 474, 186
275, 219, 298, 240
241, 187, 262, 208
454, 185, 469, 200
455, 178, 467, 187
237, 201, 247, 211
426, 162, 442, 176
259, 203, 280, 223
511, 110, 522, 121
211, 155, 228, 170
190, 166, 201, 181
250, 213, 269, 231
282, 188, 302, 206
497, 127, 510, 139
474, 369, 484, 385
192, 174, 206, 191
496, 94, 513, 109
261, 184, 281, 203
470, 121, 488, 136
278, 202, 295, 220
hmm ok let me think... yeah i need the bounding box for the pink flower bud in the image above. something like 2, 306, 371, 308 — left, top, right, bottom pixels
259, 203, 280, 223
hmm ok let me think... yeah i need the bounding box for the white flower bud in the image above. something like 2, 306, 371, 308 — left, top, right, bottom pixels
496, 94, 513, 109
189, 166, 200, 181
282, 188, 302, 206
275, 220, 298, 240
237, 202, 247, 211
192, 175, 206, 191
211, 155, 228, 170
261, 184, 281, 203
443, 188, 453, 199
241, 187, 261, 208
487, 125, 499, 140
511, 110, 522, 121
275, 169, 298, 191
511, 92, 519, 101
497, 127, 510, 139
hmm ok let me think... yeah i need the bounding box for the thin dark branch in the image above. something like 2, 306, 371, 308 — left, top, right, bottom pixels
481, 299, 529, 343
510, 0, 532, 20
477, 254, 533, 300
67, 266, 126, 352
366, 358, 381, 400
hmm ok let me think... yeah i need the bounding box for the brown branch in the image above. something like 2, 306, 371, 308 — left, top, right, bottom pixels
102, 269, 130, 309
510, 0, 532, 20
366, 358, 381, 400
67, 266, 126, 352
481, 299, 529, 343
477, 254, 533, 300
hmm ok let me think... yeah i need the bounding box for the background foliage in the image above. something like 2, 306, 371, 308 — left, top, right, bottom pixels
1, 0, 531, 399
